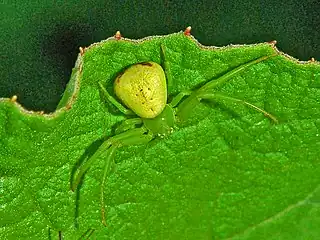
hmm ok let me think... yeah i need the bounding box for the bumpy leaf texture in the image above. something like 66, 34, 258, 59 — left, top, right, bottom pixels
0, 32, 320, 240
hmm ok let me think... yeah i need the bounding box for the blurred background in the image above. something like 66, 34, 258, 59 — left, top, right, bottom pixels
1, 0, 319, 112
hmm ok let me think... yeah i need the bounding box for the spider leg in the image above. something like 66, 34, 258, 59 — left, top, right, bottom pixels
78, 228, 95, 240
168, 90, 193, 108
114, 118, 143, 134
100, 145, 117, 226
71, 128, 150, 191
99, 129, 153, 226
199, 92, 278, 123
175, 54, 278, 122
71, 127, 154, 225
199, 54, 277, 91
98, 82, 134, 115
160, 44, 173, 92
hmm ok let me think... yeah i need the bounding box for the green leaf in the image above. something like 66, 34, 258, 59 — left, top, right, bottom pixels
1, 32, 320, 239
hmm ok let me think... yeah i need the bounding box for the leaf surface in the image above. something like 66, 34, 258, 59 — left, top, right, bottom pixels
1, 32, 320, 239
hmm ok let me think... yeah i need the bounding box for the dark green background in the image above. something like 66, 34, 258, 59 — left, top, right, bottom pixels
1, 0, 319, 112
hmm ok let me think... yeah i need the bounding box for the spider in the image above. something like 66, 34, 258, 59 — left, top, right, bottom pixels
71, 44, 278, 226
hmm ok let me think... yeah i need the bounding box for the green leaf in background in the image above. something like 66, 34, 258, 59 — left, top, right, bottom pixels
0, 31, 319, 240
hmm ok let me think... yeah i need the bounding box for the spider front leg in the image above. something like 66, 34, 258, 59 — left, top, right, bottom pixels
57, 228, 95, 240
98, 82, 135, 116
160, 44, 173, 92
198, 93, 278, 123
168, 90, 193, 108
99, 128, 154, 226
175, 54, 278, 123
71, 128, 148, 191
160, 45, 195, 110
114, 118, 143, 134
77, 228, 95, 240
71, 127, 153, 226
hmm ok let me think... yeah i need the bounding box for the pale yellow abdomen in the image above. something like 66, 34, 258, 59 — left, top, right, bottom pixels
114, 62, 167, 118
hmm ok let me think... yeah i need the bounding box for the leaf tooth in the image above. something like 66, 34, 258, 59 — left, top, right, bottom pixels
115, 30, 122, 40
184, 26, 192, 36
268, 40, 277, 46
309, 57, 315, 62
10, 95, 18, 103
79, 46, 86, 56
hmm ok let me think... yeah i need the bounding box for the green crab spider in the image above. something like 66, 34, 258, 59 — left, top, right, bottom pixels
71, 44, 278, 226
